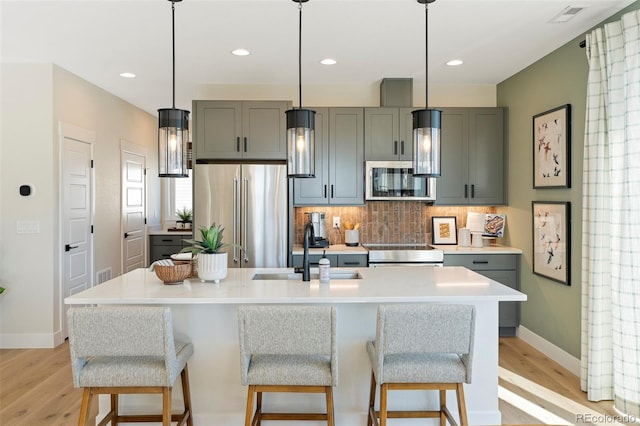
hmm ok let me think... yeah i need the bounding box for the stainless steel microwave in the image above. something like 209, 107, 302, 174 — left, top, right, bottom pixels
365, 161, 436, 202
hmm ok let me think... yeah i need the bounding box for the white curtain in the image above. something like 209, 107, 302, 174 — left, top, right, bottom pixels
581, 9, 640, 416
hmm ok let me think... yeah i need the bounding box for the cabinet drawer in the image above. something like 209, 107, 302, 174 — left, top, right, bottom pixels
443, 253, 517, 270
150, 235, 185, 246
150, 245, 183, 262
292, 254, 339, 268
338, 254, 368, 267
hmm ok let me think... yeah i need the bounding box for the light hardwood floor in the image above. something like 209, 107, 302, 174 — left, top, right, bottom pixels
0, 337, 630, 425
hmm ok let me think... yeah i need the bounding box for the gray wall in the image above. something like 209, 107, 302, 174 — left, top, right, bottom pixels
497, 0, 640, 357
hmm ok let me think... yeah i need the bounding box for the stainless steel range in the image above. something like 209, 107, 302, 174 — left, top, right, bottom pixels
364, 243, 444, 267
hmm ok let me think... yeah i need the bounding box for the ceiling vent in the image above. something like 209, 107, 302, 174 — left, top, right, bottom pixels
550, 6, 587, 23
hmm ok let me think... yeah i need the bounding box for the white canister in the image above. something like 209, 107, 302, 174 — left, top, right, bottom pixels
472, 233, 484, 248
345, 230, 360, 247
458, 228, 471, 247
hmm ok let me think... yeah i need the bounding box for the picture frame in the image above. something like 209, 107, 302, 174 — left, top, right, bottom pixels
431, 216, 457, 245
532, 201, 570, 285
533, 104, 571, 188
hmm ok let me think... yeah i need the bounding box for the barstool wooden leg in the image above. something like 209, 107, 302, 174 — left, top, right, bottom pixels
110, 394, 119, 426
380, 383, 388, 426
325, 386, 335, 426
162, 387, 172, 426
439, 389, 447, 426
78, 388, 92, 426
255, 390, 262, 426
367, 372, 376, 426
180, 366, 193, 426
245, 385, 255, 426
456, 383, 468, 426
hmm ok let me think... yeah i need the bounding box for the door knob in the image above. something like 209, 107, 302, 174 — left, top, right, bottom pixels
65, 244, 78, 252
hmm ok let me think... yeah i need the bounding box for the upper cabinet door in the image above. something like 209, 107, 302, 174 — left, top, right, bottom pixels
435, 107, 505, 206
242, 101, 288, 160
365, 108, 399, 160
330, 108, 364, 205
193, 100, 290, 161
364, 107, 414, 161
195, 101, 243, 160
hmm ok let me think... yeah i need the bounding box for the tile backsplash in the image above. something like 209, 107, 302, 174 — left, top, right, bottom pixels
294, 203, 496, 245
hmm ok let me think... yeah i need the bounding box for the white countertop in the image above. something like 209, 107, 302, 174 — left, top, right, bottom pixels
430, 244, 522, 255
292, 244, 368, 255
65, 266, 526, 305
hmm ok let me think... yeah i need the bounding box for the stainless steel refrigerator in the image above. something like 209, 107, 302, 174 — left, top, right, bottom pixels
194, 163, 288, 268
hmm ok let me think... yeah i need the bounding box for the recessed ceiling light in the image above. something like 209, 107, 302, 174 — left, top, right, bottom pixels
232, 49, 250, 56
320, 58, 337, 65
446, 59, 464, 66
120, 72, 136, 78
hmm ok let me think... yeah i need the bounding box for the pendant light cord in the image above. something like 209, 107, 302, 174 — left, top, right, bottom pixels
298, 1, 303, 110
424, 2, 429, 110
172, 0, 176, 109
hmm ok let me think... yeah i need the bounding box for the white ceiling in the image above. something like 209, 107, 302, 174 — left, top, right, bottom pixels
1, 0, 635, 116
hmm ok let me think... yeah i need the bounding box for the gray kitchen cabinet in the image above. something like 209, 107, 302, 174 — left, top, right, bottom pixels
193, 100, 290, 160
149, 235, 190, 264
364, 107, 414, 160
292, 253, 367, 268
435, 108, 505, 205
293, 107, 364, 206
443, 253, 520, 336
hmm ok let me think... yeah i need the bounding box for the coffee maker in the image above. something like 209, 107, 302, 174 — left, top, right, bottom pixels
307, 212, 329, 248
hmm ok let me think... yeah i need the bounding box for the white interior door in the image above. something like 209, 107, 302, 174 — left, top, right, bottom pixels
61, 131, 93, 340
122, 151, 146, 272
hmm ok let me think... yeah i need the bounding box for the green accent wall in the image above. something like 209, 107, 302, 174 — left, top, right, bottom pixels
497, 0, 640, 358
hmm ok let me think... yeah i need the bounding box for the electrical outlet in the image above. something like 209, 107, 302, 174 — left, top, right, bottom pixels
333, 217, 340, 229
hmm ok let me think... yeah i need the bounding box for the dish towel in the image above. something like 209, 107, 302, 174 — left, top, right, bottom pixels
149, 259, 174, 271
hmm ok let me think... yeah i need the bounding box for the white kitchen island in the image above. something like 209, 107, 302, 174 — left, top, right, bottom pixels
65, 266, 526, 425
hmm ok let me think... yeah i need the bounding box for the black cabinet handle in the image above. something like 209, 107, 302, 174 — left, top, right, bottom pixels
161, 239, 173, 242
65, 244, 78, 252
343, 261, 361, 266
472, 260, 489, 264
244, 137, 247, 152
401, 141, 405, 155
394, 141, 398, 155
471, 184, 475, 198
324, 185, 328, 198
464, 184, 468, 198
331, 185, 334, 198
236, 137, 240, 152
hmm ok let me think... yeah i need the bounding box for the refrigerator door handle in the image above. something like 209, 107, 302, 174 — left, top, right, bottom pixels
233, 177, 239, 263
243, 177, 249, 263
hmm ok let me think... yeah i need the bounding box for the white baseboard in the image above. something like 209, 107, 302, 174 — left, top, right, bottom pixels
0, 333, 56, 349
518, 326, 581, 376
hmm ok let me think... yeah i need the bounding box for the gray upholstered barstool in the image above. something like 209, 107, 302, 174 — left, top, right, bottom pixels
67, 306, 193, 426
366, 304, 475, 426
237, 305, 337, 426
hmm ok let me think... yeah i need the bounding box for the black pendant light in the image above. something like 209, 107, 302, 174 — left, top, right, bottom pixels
412, 0, 441, 177
158, 0, 190, 178
286, 0, 316, 178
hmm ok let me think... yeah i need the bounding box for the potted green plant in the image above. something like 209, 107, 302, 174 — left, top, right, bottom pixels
182, 223, 240, 283
175, 207, 193, 229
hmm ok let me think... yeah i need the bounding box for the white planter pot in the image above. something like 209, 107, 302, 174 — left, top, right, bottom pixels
197, 252, 228, 283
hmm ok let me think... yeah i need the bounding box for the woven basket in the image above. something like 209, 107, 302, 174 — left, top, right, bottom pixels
154, 263, 192, 285
171, 254, 198, 278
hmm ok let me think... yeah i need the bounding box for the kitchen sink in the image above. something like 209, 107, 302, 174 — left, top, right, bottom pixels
252, 271, 362, 281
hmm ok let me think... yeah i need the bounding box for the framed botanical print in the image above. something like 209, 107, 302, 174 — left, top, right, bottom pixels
532, 201, 570, 285
533, 104, 571, 188
431, 216, 457, 245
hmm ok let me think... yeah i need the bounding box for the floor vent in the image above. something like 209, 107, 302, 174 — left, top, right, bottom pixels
96, 268, 112, 284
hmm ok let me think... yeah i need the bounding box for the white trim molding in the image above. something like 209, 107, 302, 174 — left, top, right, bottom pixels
518, 326, 581, 376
